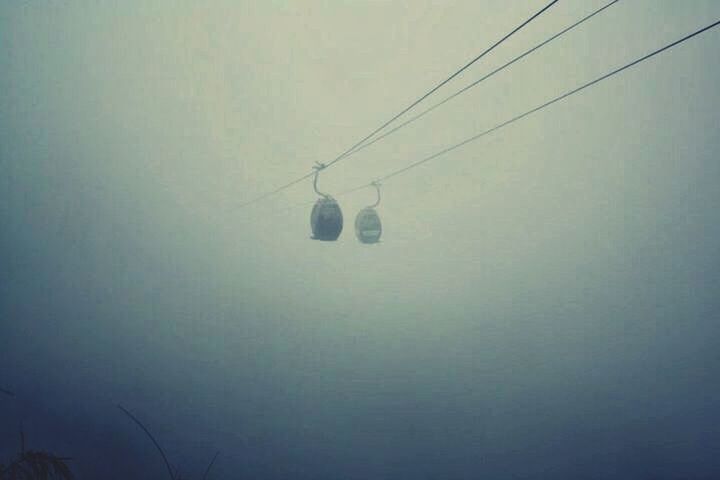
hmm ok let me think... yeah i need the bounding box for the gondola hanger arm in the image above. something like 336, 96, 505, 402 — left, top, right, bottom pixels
369, 180, 381, 208
313, 162, 330, 198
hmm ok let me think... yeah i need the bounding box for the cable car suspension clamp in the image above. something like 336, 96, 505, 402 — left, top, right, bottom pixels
369, 180, 381, 208
313, 162, 330, 199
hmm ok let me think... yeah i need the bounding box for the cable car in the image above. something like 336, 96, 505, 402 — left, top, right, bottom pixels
355, 207, 382, 243
311, 197, 343, 241
355, 181, 382, 244
310, 163, 343, 241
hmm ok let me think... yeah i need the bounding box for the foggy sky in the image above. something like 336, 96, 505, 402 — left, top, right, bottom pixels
1, 2, 720, 479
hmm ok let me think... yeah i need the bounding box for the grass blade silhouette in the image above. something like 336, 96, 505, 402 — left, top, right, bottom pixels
202, 451, 220, 480
118, 405, 176, 480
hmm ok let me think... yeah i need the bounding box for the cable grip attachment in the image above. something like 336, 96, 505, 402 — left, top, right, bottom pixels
369, 180, 381, 208
312, 162, 330, 198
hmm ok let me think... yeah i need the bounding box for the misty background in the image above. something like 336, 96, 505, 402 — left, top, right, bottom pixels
1, 1, 719, 478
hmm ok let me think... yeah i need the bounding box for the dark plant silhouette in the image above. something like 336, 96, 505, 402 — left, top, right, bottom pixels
201, 451, 219, 480
118, 405, 176, 480
0, 393, 218, 479
0, 391, 74, 480
118, 405, 219, 480
0, 431, 73, 480
0, 451, 73, 480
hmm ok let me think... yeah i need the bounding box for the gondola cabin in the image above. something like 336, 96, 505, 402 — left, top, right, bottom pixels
311, 197, 343, 241
355, 207, 382, 244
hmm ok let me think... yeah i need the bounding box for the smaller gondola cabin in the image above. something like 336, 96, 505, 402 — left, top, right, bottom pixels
311, 197, 343, 241
355, 207, 382, 244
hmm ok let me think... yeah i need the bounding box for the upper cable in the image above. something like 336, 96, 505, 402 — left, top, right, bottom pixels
238, 0, 560, 209
340, 17, 720, 195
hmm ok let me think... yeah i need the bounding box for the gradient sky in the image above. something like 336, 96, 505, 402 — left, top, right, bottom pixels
2, 2, 720, 479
